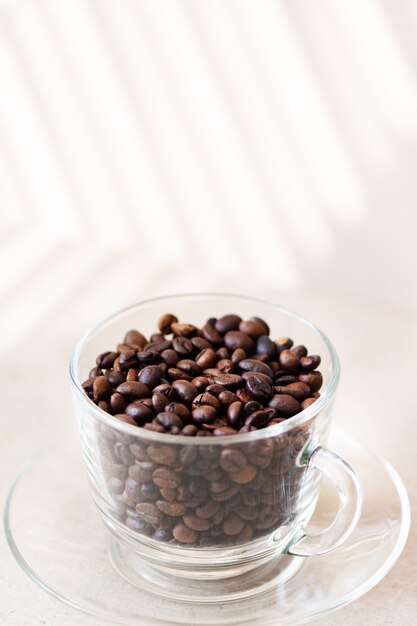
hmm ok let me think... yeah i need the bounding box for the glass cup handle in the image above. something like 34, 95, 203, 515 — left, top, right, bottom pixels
285, 446, 363, 557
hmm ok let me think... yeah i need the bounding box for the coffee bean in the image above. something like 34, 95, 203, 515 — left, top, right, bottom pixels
203, 370, 243, 390
152, 466, 181, 489
167, 367, 193, 382
238, 358, 273, 378
89, 366, 101, 378
279, 349, 300, 373
291, 345, 308, 359
218, 390, 238, 407
298, 370, 323, 392
268, 394, 302, 416
183, 514, 213, 531
93, 376, 112, 401
173, 523, 198, 544
116, 381, 150, 398
172, 336, 194, 356
96, 351, 118, 369
245, 408, 274, 428
220, 448, 247, 472
243, 400, 263, 417
236, 387, 252, 403
156, 501, 186, 516
300, 355, 321, 372
138, 365, 163, 388
152, 528, 173, 541
301, 397, 318, 409
160, 349, 179, 367
230, 464, 257, 484
125, 368, 138, 382
201, 322, 223, 344
192, 376, 209, 391
274, 374, 298, 386
224, 331, 255, 353
105, 370, 126, 387
98, 400, 111, 412
239, 320, 266, 339
156, 412, 183, 429
214, 314, 242, 334
192, 405, 218, 423
124, 329, 147, 349
165, 402, 191, 421
171, 322, 198, 338
223, 512, 244, 536
114, 413, 137, 426
153, 383, 175, 400
193, 348, 214, 371
216, 347, 230, 360
196, 499, 220, 519
231, 348, 247, 364
144, 423, 165, 433
147, 445, 177, 466
152, 392, 169, 413
176, 359, 201, 376
136, 351, 159, 365
172, 380, 198, 403
125, 401, 153, 425
275, 337, 294, 353
217, 358, 234, 373
205, 383, 226, 396
191, 336, 212, 350
158, 313, 179, 335
135, 503, 161, 526
213, 426, 239, 436
245, 374, 272, 401
256, 335, 277, 359
193, 392, 220, 409
182, 424, 198, 436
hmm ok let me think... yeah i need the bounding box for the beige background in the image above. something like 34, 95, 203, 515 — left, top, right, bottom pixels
1, 1, 416, 624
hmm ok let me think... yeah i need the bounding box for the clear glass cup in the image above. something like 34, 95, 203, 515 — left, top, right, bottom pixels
69, 293, 362, 598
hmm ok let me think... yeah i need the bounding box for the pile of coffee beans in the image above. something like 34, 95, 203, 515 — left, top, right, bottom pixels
83, 313, 322, 546
82, 312, 322, 434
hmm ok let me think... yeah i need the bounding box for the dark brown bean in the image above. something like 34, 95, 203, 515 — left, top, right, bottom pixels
192, 376, 209, 391
245, 374, 272, 401
116, 381, 150, 398
195, 348, 216, 369
160, 349, 179, 367
217, 358, 234, 373
298, 371, 323, 392
176, 359, 201, 376
231, 348, 247, 364
124, 329, 147, 348
110, 392, 128, 414
238, 358, 273, 378
125, 401, 153, 425
214, 314, 242, 334
224, 331, 255, 353
239, 320, 266, 339
165, 402, 191, 421
223, 512, 244, 536
167, 367, 193, 382
172, 380, 198, 403
147, 445, 177, 466
158, 313, 178, 335
156, 412, 183, 429
96, 351, 118, 369
171, 322, 198, 337
191, 336, 212, 351
193, 393, 220, 409
218, 390, 238, 407
105, 369, 126, 387
192, 405, 218, 423
200, 322, 223, 344
291, 345, 308, 359
279, 349, 300, 373
152, 466, 181, 489
196, 499, 220, 519
153, 383, 175, 400
220, 448, 247, 472
114, 413, 137, 426
274, 374, 298, 386
268, 394, 302, 416
172, 336, 194, 355
236, 387, 252, 403
300, 355, 321, 372
138, 365, 163, 388
93, 375, 112, 401
182, 424, 198, 436
230, 464, 257, 484
136, 351, 159, 365
152, 392, 169, 413
203, 370, 243, 389
156, 501, 186, 516
275, 337, 294, 352
274, 382, 311, 402
172, 523, 198, 544
256, 335, 277, 358
213, 426, 239, 436
135, 503, 161, 526
227, 401, 244, 427
183, 514, 213, 531
301, 397, 318, 410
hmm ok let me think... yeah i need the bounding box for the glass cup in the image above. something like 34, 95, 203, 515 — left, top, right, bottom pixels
69, 293, 362, 600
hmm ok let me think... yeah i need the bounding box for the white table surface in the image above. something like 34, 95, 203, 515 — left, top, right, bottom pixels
1, 290, 416, 626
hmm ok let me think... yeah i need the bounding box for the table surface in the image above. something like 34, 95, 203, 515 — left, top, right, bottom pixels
1, 291, 416, 626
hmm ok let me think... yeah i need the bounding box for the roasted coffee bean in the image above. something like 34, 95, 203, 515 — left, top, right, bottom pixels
202, 322, 223, 344
193, 393, 220, 410
93, 376, 111, 401
176, 359, 201, 376
191, 336, 212, 350
136, 350, 159, 365
245, 374, 272, 401
138, 365, 163, 388
147, 445, 177, 466
125, 401, 153, 425
144, 340, 172, 354
153, 383, 175, 400
196, 348, 217, 368
275, 337, 294, 352
245, 409, 274, 428
182, 424, 198, 436
239, 320, 266, 339
172, 380, 198, 403
165, 402, 191, 421
167, 367, 193, 382
274, 374, 298, 386
151, 333, 166, 343
156, 412, 183, 429
256, 335, 277, 359
211, 482, 240, 501
220, 448, 247, 472
196, 499, 220, 519
268, 394, 302, 416
224, 331, 255, 353
135, 503, 161, 526
105, 369, 126, 387
214, 314, 242, 334
238, 358, 273, 378
160, 349, 179, 367
274, 382, 311, 402
279, 349, 300, 373
203, 370, 243, 389
116, 381, 150, 398
226, 401, 244, 427
223, 512, 244, 536
243, 400, 263, 417
192, 376, 209, 391
114, 413, 137, 426
153, 528, 173, 541
124, 329, 147, 349
156, 501, 186, 516
218, 390, 238, 407
301, 397, 318, 409
96, 351, 118, 369
144, 422, 165, 433
158, 313, 178, 335
205, 383, 225, 396
231, 348, 247, 364
217, 358, 234, 373
118, 349, 139, 371
236, 387, 252, 403
171, 322, 198, 338
172, 523, 198, 544
291, 345, 308, 359
98, 400, 111, 413
125, 368, 138, 382
300, 355, 321, 372
183, 514, 213, 531
216, 347, 230, 360
141, 481, 159, 499
152, 392, 169, 413
213, 426, 238, 436
152, 466, 181, 489
192, 405, 218, 423
171, 336, 193, 356
298, 370, 323, 392
89, 366, 101, 378
230, 464, 257, 484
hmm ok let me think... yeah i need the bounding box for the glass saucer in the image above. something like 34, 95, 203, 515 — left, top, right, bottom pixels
4, 430, 410, 626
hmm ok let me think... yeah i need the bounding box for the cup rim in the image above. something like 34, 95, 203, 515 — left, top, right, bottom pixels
69, 292, 340, 444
